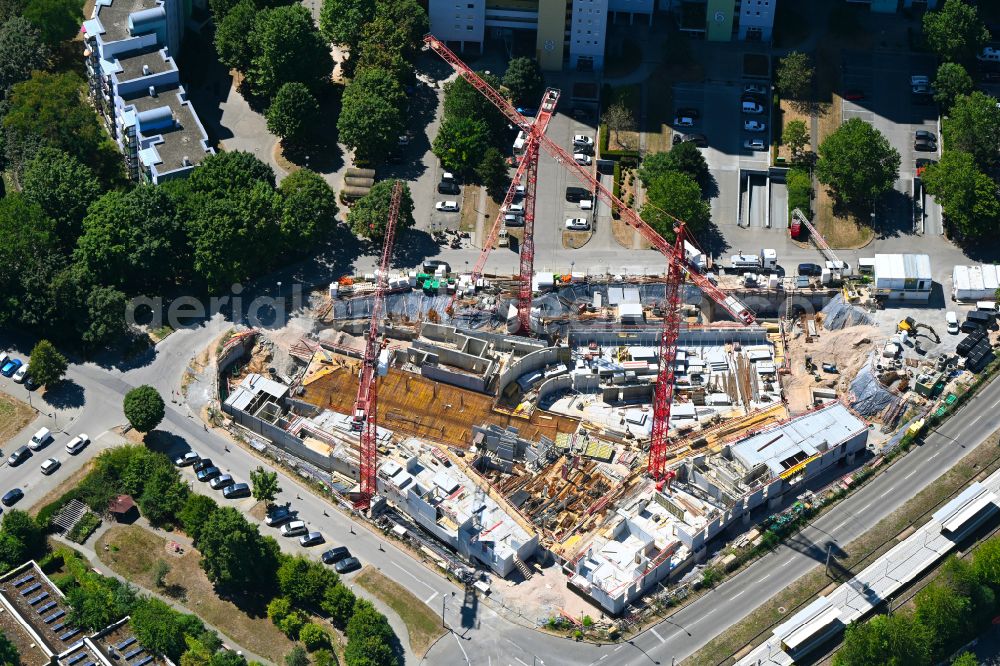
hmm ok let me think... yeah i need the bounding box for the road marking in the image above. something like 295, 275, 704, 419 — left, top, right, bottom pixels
453, 632, 470, 663
650, 628, 666, 644
859, 502, 873, 512
391, 562, 436, 593
880, 487, 895, 499
833, 519, 850, 532
599, 656, 608, 661
731, 589, 746, 600
614, 645, 624, 652
425, 592, 438, 604
904, 469, 918, 480
757, 574, 770, 583
782, 557, 795, 566
930, 450, 942, 460
514, 658, 529, 666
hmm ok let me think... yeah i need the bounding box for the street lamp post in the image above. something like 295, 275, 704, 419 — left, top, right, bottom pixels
277, 281, 282, 298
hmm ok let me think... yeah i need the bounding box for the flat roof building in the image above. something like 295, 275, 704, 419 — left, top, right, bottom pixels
872, 253, 932, 301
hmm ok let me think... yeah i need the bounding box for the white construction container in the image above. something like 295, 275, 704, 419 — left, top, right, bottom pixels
953, 265, 1000, 301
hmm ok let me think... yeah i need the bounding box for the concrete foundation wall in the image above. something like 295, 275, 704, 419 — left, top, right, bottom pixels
422, 364, 489, 392
498, 346, 572, 394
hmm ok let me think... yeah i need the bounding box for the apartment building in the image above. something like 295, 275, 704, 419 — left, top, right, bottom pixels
696, 0, 776, 42
82, 0, 213, 184
429, 0, 654, 71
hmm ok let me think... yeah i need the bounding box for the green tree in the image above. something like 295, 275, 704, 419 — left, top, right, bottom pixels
278, 610, 307, 639
923, 0, 989, 64
0, 631, 18, 666
915, 581, 970, 658
475, 147, 510, 200
186, 150, 276, 196
348, 180, 415, 241
346, 600, 395, 646
277, 556, 339, 607
933, 62, 973, 111
21, 147, 101, 251
782, 119, 810, 159
951, 653, 978, 666
321, 583, 356, 628
640, 142, 711, 194
210, 651, 246, 666
81, 286, 128, 349
816, 117, 899, 206
3, 71, 121, 184
344, 635, 396, 666
922, 150, 1000, 237
123, 386, 165, 433
319, 0, 374, 52
1, 510, 45, 563
26, 339, 67, 387
247, 5, 332, 98
943, 91, 1000, 168
0, 17, 49, 96
278, 169, 339, 252
23, 0, 82, 46
311, 649, 336, 666
433, 116, 491, 175
197, 507, 280, 593
337, 67, 405, 163
138, 466, 189, 526
0, 195, 62, 330
354, 0, 427, 73
833, 612, 932, 666
776, 51, 812, 100
299, 623, 330, 651
267, 82, 319, 148
214, 0, 256, 73
131, 598, 189, 661
502, 57, 545, 107
973, 536, 1000, 585
641, 171, 711, 240
178, 491, 219, 541
284, 646, 308, 666
442, 74, 508, 147
249, 466, 281, 506
266, 596, 292, 624
74, 186, 186, 294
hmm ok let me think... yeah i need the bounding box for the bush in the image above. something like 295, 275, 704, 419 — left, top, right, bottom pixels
278, 610, 307, 639
299, 623, 330, 651
67, 513, 101, 543
787, 167, 812, 219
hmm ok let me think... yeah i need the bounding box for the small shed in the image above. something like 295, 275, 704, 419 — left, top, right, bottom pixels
108, 495, 138, 522
873, 253, 932, 301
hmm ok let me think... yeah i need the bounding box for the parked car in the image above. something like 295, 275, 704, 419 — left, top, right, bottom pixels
743, 138, 765, 150
565, 218, 590, 231
1, 358, 21, 377
196, 466, 221, 482
12, 365, 27, 383
507, 202, 524, 213
915, 157, 936, 176
40, 458, 60, 475
266, 506, 294, 526
435, 201, 459, 212
223, 483, 251, 499
946, 311, 959, 335
503, 213, 525, 227
6, 446, 29, 467
193, 458, 214, 472
1, 489, 23, 507
744, 120, 766, 132
299, 531, 325, 547
914, 139, 936, 152
743, 83, 768, 95
437, 180, 460, 195
573, 153, 592, 165
280, 520, 308, 537
741, 101, 765, 114
798, 263, 823, 277
65, 434, 90, 455
322, 546, 352, 565
675, 107, 700, 119
174, 451, 199, 466
210, 474, 235, 490
572, 134, 593, 146
915, 129, 937, 143
574, 143, 594, 156
516, 106, 536, 116
28, 427, 52, 451
673, 116, 695, 127
335, 557, 362, 574
673, 132, 708, 147
23, 375, 38, 391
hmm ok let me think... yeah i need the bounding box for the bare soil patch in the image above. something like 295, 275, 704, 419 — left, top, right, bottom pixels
0, 393, 35, 447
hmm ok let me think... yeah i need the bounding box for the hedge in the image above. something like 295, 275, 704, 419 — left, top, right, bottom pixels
599, 123, 640, 160
787, 167, 812, 219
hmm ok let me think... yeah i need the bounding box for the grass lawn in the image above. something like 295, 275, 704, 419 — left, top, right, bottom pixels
96, 525, 296, 663
0, 393, 34, 447
354, 566, 446, 658
686, 431, 1000, 666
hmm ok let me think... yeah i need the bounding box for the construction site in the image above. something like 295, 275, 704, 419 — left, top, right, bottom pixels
211, 42, 999, 619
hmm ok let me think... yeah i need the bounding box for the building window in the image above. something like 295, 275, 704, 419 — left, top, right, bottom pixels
467, 2, 473, 6
467, 24, 474, 30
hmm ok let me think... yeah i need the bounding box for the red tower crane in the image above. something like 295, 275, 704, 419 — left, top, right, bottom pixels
424, 35, 757, 479
352, 180, 403, 510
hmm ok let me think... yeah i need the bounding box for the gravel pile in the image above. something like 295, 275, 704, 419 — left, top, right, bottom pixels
822, 294, 874, 330
849, 357, 898, 416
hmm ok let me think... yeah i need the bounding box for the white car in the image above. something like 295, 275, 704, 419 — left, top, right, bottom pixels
40, 458, 60, 475
744, 120, 766, 132
742, 102, 765, 114
572, 134, 593, 146
65, 434, 91, 455
435, 201, 459, 212
743, 138, 765, 150
946, 311, 959, 335
12, 364, 27, 383
744, 83, 768, 94
673, 116, 695, 127
507, 202, 524, 213
573, 153, 592, 166
565, 218, 590, 231
579, 199, 593, 210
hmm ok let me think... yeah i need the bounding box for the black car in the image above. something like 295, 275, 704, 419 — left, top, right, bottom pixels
6, 446, 29, 467
266, 506, 293, 526
675, 107, 700, 119
196, 466, 221, 482
914, 139, 937, 152
1, 489, 23, 506
438, 181, 460, 195
673, 133, 708, 147
798, 263, 823, 276
322, 546, 351, 565
193, 458, 214, 472
914, 129, 937, 143
223, 483, 251, 499
334, 557, 362, 574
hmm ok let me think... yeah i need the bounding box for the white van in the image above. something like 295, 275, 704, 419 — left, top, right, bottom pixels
280, 520, 308, 537
742, 101, 764, 114
579, 199, 593, 210
28, 427, 52, 451
976, 301, 997, 313
512, 131, 527, 153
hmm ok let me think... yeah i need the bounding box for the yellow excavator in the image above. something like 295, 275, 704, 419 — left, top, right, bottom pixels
898, 317, 940, 343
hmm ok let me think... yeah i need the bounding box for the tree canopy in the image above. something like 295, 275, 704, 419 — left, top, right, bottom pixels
923, 0, 989, 64
319, 0, 375, 52
782, 119, 809, 159
23, 0, 82, 46
214, 0, 256, 74
639, 142, 711, 195
433, 116, 491, 175
0, 195, 62, 329
246, 5, 332, 99
816, 117, 899, 206
197, 507, 281, 593
933, 62, 973, 111
250, 467, 281, 505
278, 169, 340, 253
337, 67, 405, 163
776, 51, 812, 100
943, 91, 1000, 168
922, 150, 1000, 238
348, 180, 415, 241
476, 148, 510, 201
834, 613, 931, 666
21, 147, 100, 251
641, 171, 710, 240
503, 57, 545, 107
27, 339, 67, 387
266, 82, 319, 148
122, 385, 165, 433
0, 17, 49, 96
442, 74, 508, 148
